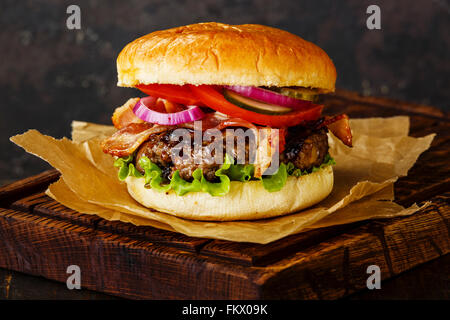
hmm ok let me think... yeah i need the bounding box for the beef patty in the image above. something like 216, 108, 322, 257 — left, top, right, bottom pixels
135, 124, 329, 182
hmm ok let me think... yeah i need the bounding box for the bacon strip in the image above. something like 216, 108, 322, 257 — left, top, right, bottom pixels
112, 98, 144, 129
320, 114, 353, 147
156, 98, 185, 113
101, 123, 171, 157
254, 128, 276, 178
105, 97, 350, 160
178, 112, 257, 131
104, 108, 259, 158
112, 97, 256, 132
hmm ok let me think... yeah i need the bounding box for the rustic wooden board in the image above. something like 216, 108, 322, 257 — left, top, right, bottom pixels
0, 90, 448, 299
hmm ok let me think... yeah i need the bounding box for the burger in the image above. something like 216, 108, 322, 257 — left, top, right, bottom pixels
101, 22, 352, 221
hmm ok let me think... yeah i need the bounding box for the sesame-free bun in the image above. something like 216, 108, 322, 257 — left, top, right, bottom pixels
125, 165, 333, 221
117, 22, 336, 92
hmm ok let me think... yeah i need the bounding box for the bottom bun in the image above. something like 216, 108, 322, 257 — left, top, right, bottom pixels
125, 165, 333, 221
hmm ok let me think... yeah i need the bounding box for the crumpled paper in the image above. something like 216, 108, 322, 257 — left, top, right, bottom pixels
10, 116, 435, 244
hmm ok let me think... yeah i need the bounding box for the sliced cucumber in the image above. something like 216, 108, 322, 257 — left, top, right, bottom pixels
223, 89, 292, 115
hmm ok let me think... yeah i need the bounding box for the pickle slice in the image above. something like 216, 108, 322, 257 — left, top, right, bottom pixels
223, 89, 292, 115
265, 87, 320, 102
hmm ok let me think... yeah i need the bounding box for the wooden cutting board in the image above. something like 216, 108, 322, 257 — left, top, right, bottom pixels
0, 90, 448, 299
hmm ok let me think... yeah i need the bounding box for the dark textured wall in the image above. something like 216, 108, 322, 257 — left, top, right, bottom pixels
1, 0, 449, 183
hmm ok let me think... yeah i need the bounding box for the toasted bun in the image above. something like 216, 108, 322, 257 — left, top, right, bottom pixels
125, 165, 333, 221
117, 22, 336, 92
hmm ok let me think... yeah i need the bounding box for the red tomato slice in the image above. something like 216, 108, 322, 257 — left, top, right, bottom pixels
189, 85, 323, 127
136, 84, 203, 106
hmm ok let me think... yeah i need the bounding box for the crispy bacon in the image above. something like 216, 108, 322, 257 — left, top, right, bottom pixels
105, 97, 348, 160
111, 97, 256, 132
215, 117, 257, 130
320, 114, 353, 147
156, 98, 185, 113
112, 97, 185, 130
254, 128, 278, 178
103, 109, 258, 157
179, 112, 257, 131
111, 98, 144, 129
101, 123, 171, 157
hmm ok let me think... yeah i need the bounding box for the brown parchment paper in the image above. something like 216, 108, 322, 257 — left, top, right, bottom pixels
10, 116, 435, 244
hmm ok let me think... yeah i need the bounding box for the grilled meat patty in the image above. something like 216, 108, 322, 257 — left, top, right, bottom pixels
135, 125, 329, 182
281, 126, 329, 170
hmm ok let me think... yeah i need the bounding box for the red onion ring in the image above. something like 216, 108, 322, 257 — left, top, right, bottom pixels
133, 96, 205, 125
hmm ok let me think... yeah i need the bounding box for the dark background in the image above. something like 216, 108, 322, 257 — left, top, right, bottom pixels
0, 0, 449, 184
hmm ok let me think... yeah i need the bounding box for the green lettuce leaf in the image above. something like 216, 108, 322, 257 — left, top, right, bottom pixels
260, 163, 288, 192
113, 153, 336, 196
136, 154, 233, 197
222, 156, 254, 182
114, 155, 134, 181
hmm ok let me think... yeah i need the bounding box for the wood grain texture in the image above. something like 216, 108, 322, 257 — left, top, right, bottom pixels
0, 207, 259, 299
0, 192, 447, 299
0, 169, 59, 206
200, 223, 364, 266
258, 193, 449, 299
0, 267, 118, 300
0, 91, 448, 299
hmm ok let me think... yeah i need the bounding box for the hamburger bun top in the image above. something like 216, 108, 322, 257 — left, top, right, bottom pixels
117, 22, 336, 92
